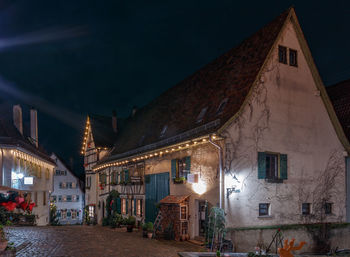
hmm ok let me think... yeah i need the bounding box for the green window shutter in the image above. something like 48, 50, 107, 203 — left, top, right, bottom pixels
134, 199, 136, 216
116, 198, 121, 214
258, 152, 266, 179
126, 199, 129, 214
171, 159, 177, 179
280, 154, 288, 179
125, 170, 129, 182
185, 156, 191, 173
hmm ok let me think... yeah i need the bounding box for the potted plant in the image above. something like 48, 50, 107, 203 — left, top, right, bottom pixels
147, 222, 153, 239
126, 216, 136, 232
173, 177, 186, 184
142, 223, 148, 238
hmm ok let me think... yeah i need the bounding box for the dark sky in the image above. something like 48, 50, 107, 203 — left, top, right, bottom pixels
0, 0, 349, 178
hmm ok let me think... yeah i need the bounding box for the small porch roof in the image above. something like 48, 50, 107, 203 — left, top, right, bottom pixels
159, 195, 190, 204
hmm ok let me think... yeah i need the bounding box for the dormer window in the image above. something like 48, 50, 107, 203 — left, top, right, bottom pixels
216, 98, 228, 116
196, 107, 208, 123
160, 125, 168, 138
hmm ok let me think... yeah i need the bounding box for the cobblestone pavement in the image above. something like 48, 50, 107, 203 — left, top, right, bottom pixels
5, 226, 203, 257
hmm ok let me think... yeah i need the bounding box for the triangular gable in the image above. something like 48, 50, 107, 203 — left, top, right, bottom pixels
218, 8, 350, 153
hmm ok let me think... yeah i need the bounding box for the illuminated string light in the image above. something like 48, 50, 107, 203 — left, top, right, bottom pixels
93, 135, 215, 171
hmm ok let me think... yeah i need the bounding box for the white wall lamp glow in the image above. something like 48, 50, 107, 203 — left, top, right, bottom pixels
226, 174, 240, 198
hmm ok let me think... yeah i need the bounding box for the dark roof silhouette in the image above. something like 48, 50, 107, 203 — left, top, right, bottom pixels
100, 8, 291, 163
88, 114, 120, 148
327, 79, 350, 142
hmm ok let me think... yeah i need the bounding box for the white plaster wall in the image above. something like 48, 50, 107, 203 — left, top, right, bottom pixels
0, 148, 54, 226
223, 20, 346, 228
145, 143, 219, 238
51, 155, 84, 224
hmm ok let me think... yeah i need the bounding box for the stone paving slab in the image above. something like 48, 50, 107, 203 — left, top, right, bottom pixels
5, 226, 203, 257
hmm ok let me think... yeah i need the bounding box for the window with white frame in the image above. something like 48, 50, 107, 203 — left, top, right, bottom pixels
88, 206, 94, 218
180, 205, 187, 220
71, 209, 77, 219
61, 209, 67, 219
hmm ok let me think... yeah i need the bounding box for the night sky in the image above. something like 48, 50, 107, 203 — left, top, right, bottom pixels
0, 0, 349, 178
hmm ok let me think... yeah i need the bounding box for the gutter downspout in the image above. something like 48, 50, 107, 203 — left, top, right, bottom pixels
209, 136, 224, 209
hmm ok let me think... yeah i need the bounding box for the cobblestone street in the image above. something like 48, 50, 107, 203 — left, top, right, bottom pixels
5, 226, 203, 257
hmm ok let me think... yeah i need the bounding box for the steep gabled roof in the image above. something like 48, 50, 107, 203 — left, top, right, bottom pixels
51, 153, 84, 187
88, 114, 120, 148
105, 8, 291, 161
327, 79, 350, 142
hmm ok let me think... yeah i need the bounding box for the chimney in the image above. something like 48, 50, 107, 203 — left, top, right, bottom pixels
112, 110, 117, 133
30, 108, 38, 148
131, 106, 138, 117
13, 105, 23, 135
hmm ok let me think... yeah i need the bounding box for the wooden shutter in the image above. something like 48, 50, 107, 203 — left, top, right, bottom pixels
134, 199, 136, 215
185, 156, 191, 173
126, 199, 128, 214
116, 198, 121, 214
258, 152, 266, 179
279, 154, 288, 179
125, 170, 129, 182
171, 159, 177, 179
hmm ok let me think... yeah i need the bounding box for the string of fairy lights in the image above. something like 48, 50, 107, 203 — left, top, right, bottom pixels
10, 149, 54, 169
92, 135, 218, 172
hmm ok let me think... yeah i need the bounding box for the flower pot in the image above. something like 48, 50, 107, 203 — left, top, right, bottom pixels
127, 225, 133, 232
147, 232, 153, 239
0, 240, 8, 252
142, 230, 148, 238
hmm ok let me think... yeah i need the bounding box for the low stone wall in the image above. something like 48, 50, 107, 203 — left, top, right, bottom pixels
227, 224, 350, 253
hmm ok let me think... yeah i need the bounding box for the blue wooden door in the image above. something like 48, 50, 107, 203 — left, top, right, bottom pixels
145, 172, 170, 223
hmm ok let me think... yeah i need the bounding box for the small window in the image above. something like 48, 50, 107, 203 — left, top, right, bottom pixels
122, 199, 126, 215
180, 205, 187, 220
160, 125, 168, 138
278, 45, 287, 64
216, 98, 228, 115
58, 195, 62, 202
196, 107, 208, 123
61, 209, 67, 219
324, 202, 332, 214
137, 199, 143, 217
88, 205, 94, 218
258, 152, 287, 181
266, 154, 278, 180
289, 49, 298, 67
302, 203, 311, 215
259, 203, 270, 216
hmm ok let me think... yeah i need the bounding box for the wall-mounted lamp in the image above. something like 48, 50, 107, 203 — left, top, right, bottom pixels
226, 174, 240, 198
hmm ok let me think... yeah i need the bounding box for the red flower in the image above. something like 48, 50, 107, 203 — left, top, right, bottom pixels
28, 203, 35, 212
20, 202, 28, 211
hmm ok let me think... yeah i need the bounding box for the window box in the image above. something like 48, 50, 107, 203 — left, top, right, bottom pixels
265, 178, 284, 183
173, 177, 186, 184
131, 176, 142, 184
